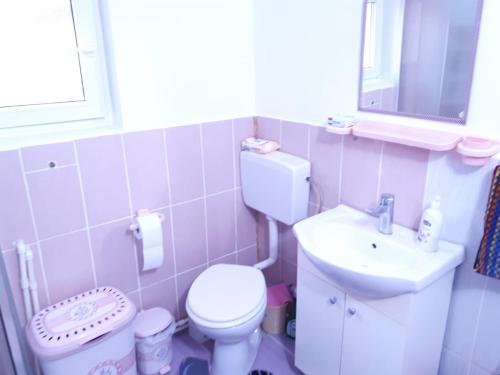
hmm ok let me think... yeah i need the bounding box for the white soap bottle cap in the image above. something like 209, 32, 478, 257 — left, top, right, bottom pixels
430, 196, 441, 209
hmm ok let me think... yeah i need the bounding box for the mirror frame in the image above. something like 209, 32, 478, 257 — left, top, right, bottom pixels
357, 0, 484, 125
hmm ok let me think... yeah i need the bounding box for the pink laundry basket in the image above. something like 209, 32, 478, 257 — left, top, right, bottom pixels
26, 286, 137, 375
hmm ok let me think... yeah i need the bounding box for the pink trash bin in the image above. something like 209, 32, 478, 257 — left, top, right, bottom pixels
134, 307, 175, 375
261, 284, 292, 335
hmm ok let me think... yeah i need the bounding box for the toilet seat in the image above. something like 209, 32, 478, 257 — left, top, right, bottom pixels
187, 264, 266, 329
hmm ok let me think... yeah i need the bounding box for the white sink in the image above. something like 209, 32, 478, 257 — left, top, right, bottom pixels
293, 205, 465, 298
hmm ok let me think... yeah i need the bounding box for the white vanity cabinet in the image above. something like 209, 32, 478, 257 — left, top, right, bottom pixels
295, 247, 455, 375
295, 269, 345, 375
340, 295, 405, 375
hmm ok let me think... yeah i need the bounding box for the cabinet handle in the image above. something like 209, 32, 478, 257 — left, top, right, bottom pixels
348, 307, 356, 315
329, 297, 337, 305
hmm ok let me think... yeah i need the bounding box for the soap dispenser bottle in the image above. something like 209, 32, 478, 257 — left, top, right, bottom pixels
416, 196, 443, 252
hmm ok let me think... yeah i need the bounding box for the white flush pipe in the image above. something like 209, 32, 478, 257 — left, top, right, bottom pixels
15, 240, 33, 321
254, 216, 279, 270
25, 245, 40, 314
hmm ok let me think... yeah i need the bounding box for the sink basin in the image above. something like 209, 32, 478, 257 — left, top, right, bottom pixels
293, 205, 465, 298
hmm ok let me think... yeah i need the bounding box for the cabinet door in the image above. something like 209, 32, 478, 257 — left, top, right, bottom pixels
295, 269, 345, 375
341, 295, 406, 375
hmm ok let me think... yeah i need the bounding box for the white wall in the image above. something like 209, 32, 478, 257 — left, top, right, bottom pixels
254, 0, 500, 138
0, 0, 256, 150
105, 0, 256, 131
425, 153, 500, 375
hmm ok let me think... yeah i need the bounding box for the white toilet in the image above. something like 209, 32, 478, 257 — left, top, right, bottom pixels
186, 150, 310, 375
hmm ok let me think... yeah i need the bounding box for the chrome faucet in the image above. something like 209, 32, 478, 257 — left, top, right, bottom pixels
367, 193, 395, 235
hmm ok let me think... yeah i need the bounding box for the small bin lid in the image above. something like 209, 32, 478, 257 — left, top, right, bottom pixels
27, 286, 136, 359
134, 307, 174, 338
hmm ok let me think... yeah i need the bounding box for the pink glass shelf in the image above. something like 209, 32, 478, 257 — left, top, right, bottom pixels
323, 120, 499, 166
352, 121, 463, 151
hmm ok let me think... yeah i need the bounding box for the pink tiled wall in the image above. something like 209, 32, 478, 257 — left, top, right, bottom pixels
1, 116, 430, 325
0, 118, 264, 324
256, 117, 430, 287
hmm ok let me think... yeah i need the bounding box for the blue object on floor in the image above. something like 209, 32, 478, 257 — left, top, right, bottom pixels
179, 357, 210, 375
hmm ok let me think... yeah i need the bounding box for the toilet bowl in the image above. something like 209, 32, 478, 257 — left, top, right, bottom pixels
186, 264, 266, 375
186, 150, 310, 374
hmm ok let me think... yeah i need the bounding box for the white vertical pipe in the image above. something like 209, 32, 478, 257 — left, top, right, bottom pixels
25, 246, 40, 314
15, 240, 32, 321
254, 216, 279, 270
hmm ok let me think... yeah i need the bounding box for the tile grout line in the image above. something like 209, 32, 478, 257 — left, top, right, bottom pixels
24, 163, 77, 175
72, 142, 98, 289
266, 333, 295, 356
231, 119, 239, 264
25, 188, 240, 245
238, 243, 257, 253
278, 120, 284, 282
139, 274, 176, 292
1, 242, 37, 255
119, 133, 143, 309
168, 188, 238, 209
337, 136, 345, 208
306, 124, 311, 161
198, 124, 211, 269
278, 118, 283, 144
37, 227, 88, 245
376, 142, 385, 199
421, 150, 433, 210
162, 128, 180, 319
466, 277, 489, 375
17, 149, 52, 306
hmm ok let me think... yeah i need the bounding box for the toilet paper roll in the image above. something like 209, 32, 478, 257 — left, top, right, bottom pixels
134, 213, 164, 272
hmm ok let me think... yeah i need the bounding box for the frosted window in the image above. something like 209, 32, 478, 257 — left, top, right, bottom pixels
363, 1, 377, 70
0, 0, 85, 108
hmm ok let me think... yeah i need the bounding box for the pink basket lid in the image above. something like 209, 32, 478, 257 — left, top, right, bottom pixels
27, 286, 136, 359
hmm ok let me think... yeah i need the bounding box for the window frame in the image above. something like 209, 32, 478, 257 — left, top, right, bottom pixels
0, 0, 112, 131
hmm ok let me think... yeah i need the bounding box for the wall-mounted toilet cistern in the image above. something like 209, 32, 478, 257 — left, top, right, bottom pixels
366, 193, 395, 235
240, 150, 311, 270
185, 150, 310, 375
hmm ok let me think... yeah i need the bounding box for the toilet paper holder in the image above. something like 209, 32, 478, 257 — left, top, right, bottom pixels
129, 209, 165, 240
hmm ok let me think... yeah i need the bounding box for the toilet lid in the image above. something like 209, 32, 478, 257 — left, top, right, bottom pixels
187, 264, 266, 324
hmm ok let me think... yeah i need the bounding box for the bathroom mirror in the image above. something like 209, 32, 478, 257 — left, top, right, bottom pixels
358, 0, 483, 124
